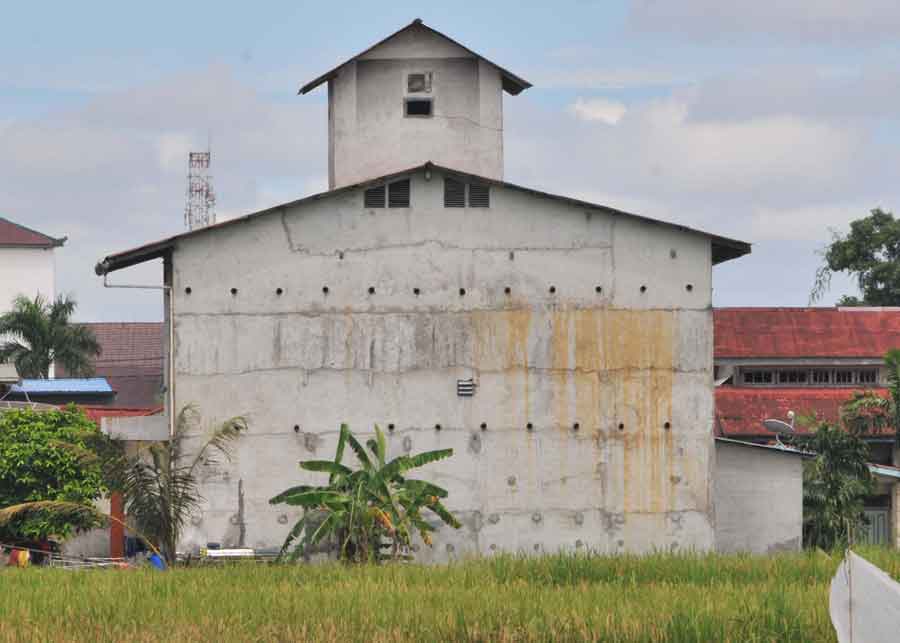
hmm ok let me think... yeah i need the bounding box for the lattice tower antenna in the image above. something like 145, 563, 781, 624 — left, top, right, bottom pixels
184, 150, 216, 230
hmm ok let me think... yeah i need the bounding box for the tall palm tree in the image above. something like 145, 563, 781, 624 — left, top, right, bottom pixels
0, 294, 100, 379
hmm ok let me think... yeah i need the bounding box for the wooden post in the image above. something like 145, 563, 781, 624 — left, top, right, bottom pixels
110, 492, 125, 558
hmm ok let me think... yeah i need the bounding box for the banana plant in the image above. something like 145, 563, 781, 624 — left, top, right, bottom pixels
270, 424, 459, 563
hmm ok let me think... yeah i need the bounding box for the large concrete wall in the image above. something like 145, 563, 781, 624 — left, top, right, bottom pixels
328, 25, 504, 188
713, 440, 803, 554
0, 246, 56, 381
169, 167, 716, 559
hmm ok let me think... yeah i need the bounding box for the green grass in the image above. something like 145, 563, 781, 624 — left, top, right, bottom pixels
1, 548, 897, 642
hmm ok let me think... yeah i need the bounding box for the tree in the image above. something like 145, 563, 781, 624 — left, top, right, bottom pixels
271, 424, 460, 563
811, 208, 900, 306
0, 405, 245, 565
796, 422, 874, 549
101, 405, 246, 564
0, 406, 107, 544
0, 294, 100, 379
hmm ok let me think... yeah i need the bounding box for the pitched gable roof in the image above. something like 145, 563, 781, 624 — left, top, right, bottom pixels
94, 162, 751, 276
0, 217, 66, 248
299, 19, 531, 96
714, 307, 900, 359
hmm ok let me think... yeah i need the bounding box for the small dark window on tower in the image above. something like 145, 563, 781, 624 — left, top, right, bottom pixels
388, 179, 411, 208
407, 72, 432, 93
444, 178, 465, 207
469, 183, 490, 208
364, 185, 385, 208
405, 97, 433, 117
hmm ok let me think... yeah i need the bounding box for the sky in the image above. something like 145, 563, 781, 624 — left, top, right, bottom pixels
3, 0, 898, 321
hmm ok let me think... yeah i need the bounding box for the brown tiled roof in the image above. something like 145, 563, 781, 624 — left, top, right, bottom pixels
0, 217, 66, 248
57, 322, 164, 408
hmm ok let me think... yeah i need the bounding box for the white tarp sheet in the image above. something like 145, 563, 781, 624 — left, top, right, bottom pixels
830, 550, 900, 643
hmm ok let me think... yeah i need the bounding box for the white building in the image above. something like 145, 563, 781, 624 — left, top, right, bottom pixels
0, 217, 65, 383
96, 21, 751, 558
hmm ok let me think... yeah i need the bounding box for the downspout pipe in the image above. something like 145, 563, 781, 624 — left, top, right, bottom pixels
101, 272, 175, 439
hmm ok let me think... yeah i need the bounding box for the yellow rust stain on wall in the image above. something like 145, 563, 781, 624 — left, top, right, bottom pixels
469, 307, 685, 517
505, 309, 532, 420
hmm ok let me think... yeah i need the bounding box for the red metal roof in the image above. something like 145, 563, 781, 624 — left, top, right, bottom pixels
714, 307, 900, 359
0, 217, 66, 248
715, 387, 892, 437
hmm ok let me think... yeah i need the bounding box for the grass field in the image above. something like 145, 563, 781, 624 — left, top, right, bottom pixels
1, 548, 897, 642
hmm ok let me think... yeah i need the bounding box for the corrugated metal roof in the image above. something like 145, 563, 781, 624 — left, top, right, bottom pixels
715, 387, 892, 437
714, 307, 900, 359
95, 162, 751, 276
0, 217, 66, 248
10, 378, 114, 394
298, 19, 532, 96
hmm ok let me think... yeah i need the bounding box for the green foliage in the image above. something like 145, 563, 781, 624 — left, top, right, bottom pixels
271, 423, 459, 563
101, 405, 246, 564
811, 208, 900, 306
0, 293, 100, 379
795, 422, 874, 549
840, 390, 892, 434
0, 406, 107, 542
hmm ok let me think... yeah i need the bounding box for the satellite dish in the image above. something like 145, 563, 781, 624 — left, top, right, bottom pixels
763, 411, 796, 448
763, 419, 794, 434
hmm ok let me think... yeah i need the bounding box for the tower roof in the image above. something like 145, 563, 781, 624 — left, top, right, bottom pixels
299, 19, 532, 96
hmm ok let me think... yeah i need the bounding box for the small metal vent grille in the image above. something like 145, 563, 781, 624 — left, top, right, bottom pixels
364, 185, 385, 208
468, 183, 490, 208
444, 178, 465, 208
388, 179, 410, 208
457, 378, 476, 397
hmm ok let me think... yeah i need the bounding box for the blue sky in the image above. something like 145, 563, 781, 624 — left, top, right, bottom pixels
4, 0, 899, 320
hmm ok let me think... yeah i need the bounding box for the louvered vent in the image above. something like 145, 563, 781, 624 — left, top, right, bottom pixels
469, 183, 490, 208
364, 185, 385, 208
457, 378, 476, 397
388, 179, 410, 208
444, 178, 465, 208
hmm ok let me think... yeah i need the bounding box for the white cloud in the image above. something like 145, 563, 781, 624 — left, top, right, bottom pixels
568, 98, 627, 125
628, 0, 900, 43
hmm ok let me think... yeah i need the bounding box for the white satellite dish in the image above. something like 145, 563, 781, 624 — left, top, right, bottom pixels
762, 411, 795, 447
763, 419, 794, 434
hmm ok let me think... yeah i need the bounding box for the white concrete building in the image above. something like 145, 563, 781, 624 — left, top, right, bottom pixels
0, 217, 65, 383
96, 22, 751, 559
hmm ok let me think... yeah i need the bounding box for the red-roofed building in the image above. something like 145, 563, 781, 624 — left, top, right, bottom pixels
714, 307, 900, 546
57, 323, 164, 408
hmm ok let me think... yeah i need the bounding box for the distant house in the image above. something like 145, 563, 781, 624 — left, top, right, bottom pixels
57, 322, 164, 409
0, 217, 66, 383
714, 307, 900, 547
